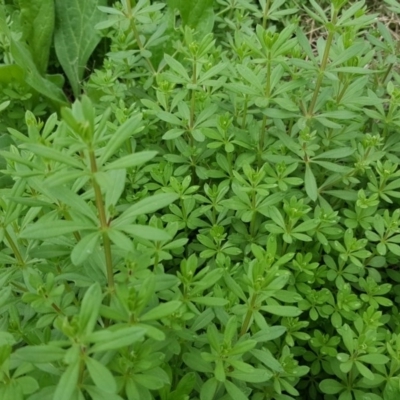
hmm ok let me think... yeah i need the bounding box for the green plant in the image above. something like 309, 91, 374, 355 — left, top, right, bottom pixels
0, 0, 400, 399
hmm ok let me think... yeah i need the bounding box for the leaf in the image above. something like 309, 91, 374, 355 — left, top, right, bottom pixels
79, 282, 102, 335
113, 193, 179, 226
357, 354, 390, 365
190, 297, 229, 306
99, 114, 145, 165
54, 0, 106, 97
164, 54, 190, 81
19, 0, 55, 72
102, 169, 127, 210
312, 147, 355, 159
305, 164, 318, 201
320, 379, 344, 395
10, 40, 68, 105
20, 143, 83, 169
169, 0, 214, 35
84, 386, 124, 400
86, 356, 117, 393
224, 380, 248, 400
44, 185, 98, 223
0, 65, 25, 85
355, 361, 375, 381
88, 326, 146, 353
20, 220, 94, 239
14, 345, 65, 363
121, 225, 172, 241
103, 151, 157, 171
140, 301, 181, 321
261, 305, 302, 317
54, 360, 80, 400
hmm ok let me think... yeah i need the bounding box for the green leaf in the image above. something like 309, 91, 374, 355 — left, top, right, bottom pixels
169, 0, 214, 35
86, 356, 117, 393
164, 54, 190, 81
228, 368, 271, 383
88, 327, 146, 353
261, 305, 302, 317
103, 151, 157, 171
79, 282, 102, 335
0, 65, 25, 85
102, 169, 126, 210
19, 0, 55, 72
54, 0, 106, 97
84, 386, 124, 400
20, 143, 83, 169
43, 186, 98, 223
312, 147, 355, 159
120, 225, 172, 241
190, 297, 229, 306
20, 220, 94, 239
10, 40, 68, 105
305, 164, 318, 201
99, 114, 144, 165
14, 345, 65, 363
320, 379, 344, 395
357, 354, 389, 365
140, 301, 181, 321
200, 378, 218, 400
355, 361, 375, 381
113, 193, 179, 226
54, 360, 80, 400
224, 380, 248, 400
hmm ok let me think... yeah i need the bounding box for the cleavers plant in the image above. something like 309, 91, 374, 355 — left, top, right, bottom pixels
0, 0, 400, 399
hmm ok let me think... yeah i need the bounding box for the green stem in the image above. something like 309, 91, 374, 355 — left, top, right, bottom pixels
127, 6, 155, 74
189, 58, 197, 147
4, 229, 24, 266
262, 0, 271, 29
381, 63, 393, 86
240, 292, 258, 336
250, 190, 257, 237
307, 12, 338, 116
89, 150, 114, 291
258, 115, 267, 167
258, 52, 271, 167
241, 96, 248, 129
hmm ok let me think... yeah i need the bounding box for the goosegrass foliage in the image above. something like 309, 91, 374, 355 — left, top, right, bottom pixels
0, 0, 400, 399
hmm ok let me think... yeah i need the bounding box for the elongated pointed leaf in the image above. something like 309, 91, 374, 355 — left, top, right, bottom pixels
121, 225, 172, 241
14, 345, 66, 363
54, 360, 80, 400
140, 301, 182, 321
54, 0, 106, 97
80, 283, 102, 335
20, 220, 94, 239
113, 193, 179, 226
99, 114, 145, 165
305, 164, 318, 201
103, 151, 157, 171
88, 327, 146, 353
20, 0, 55, 72
86, 356, 117, 393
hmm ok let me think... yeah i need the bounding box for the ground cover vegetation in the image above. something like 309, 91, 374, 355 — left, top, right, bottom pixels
0, 0, 399, 399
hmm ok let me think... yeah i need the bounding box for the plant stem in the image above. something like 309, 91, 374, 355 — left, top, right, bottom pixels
262, 0, 271, 29
4, 229, 24, 265
258, 51, 271, 167
189, 57, 197, 147
125, 1, 155, 74
240, 292, 257, 336
307, 12, 338, 116
88, 149, 114, 291
381, 63, 393, 86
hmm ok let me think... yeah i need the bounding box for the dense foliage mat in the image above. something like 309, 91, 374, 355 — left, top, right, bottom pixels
1, 0, 400, 399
